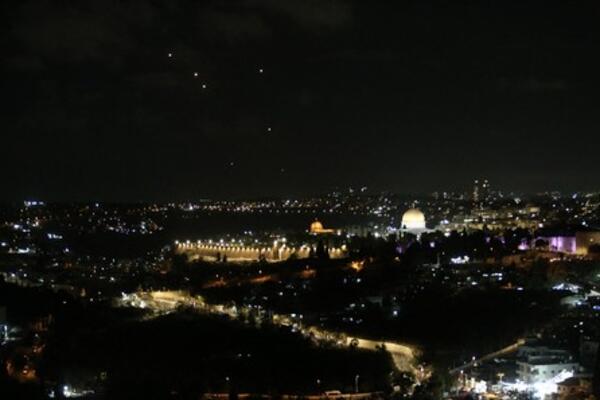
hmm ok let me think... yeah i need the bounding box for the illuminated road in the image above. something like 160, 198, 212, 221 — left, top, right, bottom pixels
448, 338, 526, 375
348, 338, 419, 373
117, 291, 422, 375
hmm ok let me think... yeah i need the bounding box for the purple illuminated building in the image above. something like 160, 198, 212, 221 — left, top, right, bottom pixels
538, 235, 577, 254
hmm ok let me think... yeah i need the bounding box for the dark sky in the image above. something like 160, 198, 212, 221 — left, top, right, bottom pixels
2, 0, 600, 201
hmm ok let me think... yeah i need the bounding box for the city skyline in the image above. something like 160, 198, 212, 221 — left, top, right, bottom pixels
3, 2, 600, 398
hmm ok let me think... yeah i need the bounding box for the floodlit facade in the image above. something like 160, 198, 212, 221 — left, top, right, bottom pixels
535, 230, 600, 255
576, 231, 600, 255
517, 360, 579, 384
539, 235, 577, 254
557, 377, 592, 399
516, 347, 579, 384
175, 240, 348, 262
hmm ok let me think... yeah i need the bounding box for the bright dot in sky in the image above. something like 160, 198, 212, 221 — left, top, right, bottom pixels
258, 68, 264, 73
168, 52, 173, 58
201, 83, 207, 89
229, 162, 235, 167
267, 127, 272, 132
193, 72, 198, 77
280, 168, 285, 173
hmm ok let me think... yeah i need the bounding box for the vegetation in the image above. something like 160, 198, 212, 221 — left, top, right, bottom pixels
40, 311, 394, 398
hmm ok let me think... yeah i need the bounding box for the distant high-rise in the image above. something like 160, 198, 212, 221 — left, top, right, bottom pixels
482, 179, 490, 201
472, 179, 490, 208
473, 179, 480, 203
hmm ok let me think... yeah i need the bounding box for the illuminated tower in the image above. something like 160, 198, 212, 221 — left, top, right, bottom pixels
481, 179, 490, 202
473, 179, 480, 204
473, 179, 490, 209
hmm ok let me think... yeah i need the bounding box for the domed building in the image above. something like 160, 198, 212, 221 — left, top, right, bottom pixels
400, 208, 427, 234
310, 220, 324, 232
401, 208, 426, 230
310, 219, 335, 234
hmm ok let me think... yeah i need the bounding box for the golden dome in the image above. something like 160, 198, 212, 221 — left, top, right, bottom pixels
310, 220, 324, 233
401, 208, 426, 230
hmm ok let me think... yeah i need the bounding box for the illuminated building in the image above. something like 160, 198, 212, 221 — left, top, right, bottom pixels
516, 346, 579, 384
557, 377, 592, 399
310, 219, 335, 234
400, 208, 427, 234
175, 240, 348, 262
473, 179, 480, 203
517, 358, 578, 385
575, 231, 600, 255
538, 235, 577, 254
534, 229, 600, 255
472, 178, 490, 208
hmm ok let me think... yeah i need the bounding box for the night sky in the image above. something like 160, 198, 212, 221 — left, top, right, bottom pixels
3, 1, 600, 201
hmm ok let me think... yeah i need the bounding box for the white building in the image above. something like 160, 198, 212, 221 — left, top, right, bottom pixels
516, 347, 579, 384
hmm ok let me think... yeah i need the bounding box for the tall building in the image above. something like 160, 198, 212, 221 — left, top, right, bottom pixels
472, 179, 490, 208
473, 179, 480, 204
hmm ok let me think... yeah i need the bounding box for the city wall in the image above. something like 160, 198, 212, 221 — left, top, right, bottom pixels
175, 241, 347, 262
